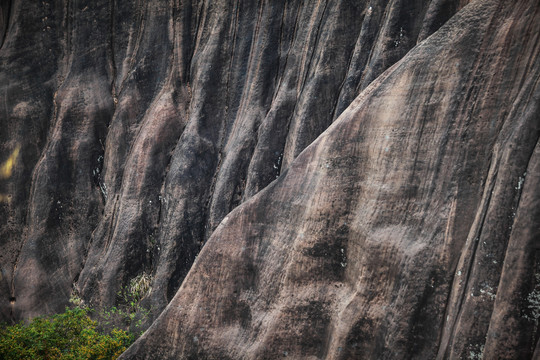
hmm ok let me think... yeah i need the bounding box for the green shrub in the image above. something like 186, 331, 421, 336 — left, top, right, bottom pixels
68, 272, 152, 337
108, 272, 152, 335
0, 307, 134, 360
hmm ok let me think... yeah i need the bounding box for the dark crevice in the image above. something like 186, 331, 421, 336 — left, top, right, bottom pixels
359, 0, 393, 89
272, 0, 287, 103
271, 0, 303, 104
117, 0, 147, 96
330, 11, 366, 121
280, 0, 329, 169
201, 1, 240, 242
187, 0, 207, 84
298, 0, 328, 95
0, 0, 12, 50
441, 162, 497, 358
109, 0, 118, 103
436, 268, 458, 352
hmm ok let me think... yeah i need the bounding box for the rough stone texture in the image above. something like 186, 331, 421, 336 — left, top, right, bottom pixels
1, 0, 461, 320
121, 0, 540, 358
0, 0, 539, 358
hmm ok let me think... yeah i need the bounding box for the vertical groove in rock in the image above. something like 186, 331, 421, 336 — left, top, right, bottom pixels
0, 0, 11, 49
0, 0, 65, 321
10, 0, 115, 320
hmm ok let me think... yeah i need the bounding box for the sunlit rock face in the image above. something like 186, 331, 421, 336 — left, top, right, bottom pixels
2, 0, 540, 358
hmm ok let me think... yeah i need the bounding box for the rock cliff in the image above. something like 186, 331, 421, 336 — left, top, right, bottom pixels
1, 0, 539, 358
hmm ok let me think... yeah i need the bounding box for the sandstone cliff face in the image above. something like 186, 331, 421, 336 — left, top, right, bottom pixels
120, 1, 540, 358
1, 0, 461, 318
1, 0, 539, 358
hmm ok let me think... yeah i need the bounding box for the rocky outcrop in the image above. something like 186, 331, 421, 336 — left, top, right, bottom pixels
1, 0, 463, 321
121, 0, 540, 358
1, 0, 539, 358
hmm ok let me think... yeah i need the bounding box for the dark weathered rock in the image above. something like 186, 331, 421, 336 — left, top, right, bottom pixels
120, 0, 540, 358
1, 0, 458, 322
0, 0, 65, 320
1, 0, 539, 358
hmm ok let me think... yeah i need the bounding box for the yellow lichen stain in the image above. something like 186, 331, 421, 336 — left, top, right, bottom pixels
0, 145, 20, 179
0, 145, 20, 203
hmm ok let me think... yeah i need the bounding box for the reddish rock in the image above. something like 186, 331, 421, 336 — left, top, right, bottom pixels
121, 0, 540, 358
1, 0, 459, 321
0, 0, 538, 358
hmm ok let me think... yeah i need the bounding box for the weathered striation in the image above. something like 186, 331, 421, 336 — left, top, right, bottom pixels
1, 0, 539, 358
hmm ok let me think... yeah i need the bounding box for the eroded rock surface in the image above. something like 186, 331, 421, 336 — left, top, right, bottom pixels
1, 0, 461, 320
1, 0, 539, 358
121, 0, 540, 358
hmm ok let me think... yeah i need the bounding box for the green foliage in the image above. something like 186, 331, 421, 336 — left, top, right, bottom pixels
118, 272, 152, 308
105, 273, 152, 335
0, 274, 153, 359
93, 305, 150, 337
67, 273, 152, 337
0, 307, 134, 360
